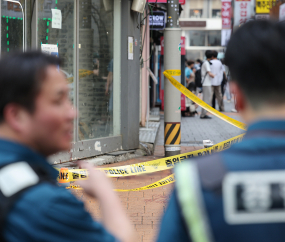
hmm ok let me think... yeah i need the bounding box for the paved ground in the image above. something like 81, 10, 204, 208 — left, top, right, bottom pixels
157, 100, 245, 148
71, 99, 245, 242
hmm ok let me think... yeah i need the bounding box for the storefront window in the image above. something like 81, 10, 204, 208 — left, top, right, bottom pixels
38, 0, 76, 138
187, 0, 222, 18
189, 0, 206, 18
37, 0, 115, 142
1, 0, 24, 54
189, 9, 203, 18
189, 30, 221, 46
212, 9, 221, 18
211, 0, 221, 18
208, 30, 221, 46
78, 0, 114, 140
189, 30, 206, 46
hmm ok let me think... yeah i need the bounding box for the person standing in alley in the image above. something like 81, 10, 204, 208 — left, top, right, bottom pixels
211, 50, 225, 111
185, 60, 195, 86
200, 50, 215, 119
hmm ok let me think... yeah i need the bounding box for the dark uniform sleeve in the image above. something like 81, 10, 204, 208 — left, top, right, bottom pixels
5, 184, 119, 242
37, 190, 118, 242
156, 189, 190, 242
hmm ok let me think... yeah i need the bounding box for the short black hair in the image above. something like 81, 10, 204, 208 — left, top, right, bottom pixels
0, 51, 61, 122
225, 20, 285, 109
187, 60, 194, 66
212, 50, 218, 58
205, 50, 213, 59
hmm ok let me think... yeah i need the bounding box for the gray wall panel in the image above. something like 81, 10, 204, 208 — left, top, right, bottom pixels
121, 0, 140, 150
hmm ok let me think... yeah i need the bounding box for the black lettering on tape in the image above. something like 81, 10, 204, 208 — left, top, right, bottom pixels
180, 155, 186, 161
223, 142, 230, 149
165, 159, 173, 167
73, 173, 79, 179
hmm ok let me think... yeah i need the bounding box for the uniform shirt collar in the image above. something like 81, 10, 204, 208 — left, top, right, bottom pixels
247, 120, 285, 133
0, 139, 58, 180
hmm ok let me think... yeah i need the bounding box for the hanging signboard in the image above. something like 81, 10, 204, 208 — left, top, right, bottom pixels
222, 0, 232, 29
149, 11, 166, 30
221, 29, 232, 46
256, 0, 276, 14
234, 0, 251, 26
280, 3, 285, 21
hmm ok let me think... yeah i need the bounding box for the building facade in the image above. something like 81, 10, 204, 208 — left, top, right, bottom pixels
180, 0, 224, 60
0, 0, 141, 163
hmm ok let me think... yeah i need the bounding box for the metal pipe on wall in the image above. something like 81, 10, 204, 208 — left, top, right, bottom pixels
141, 9, 150, 127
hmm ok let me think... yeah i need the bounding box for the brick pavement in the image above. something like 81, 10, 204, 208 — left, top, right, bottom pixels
71, 100, 244, 242
72, 146, 203, 242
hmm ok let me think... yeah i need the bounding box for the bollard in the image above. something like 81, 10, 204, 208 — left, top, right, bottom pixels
58, 167, 70, 187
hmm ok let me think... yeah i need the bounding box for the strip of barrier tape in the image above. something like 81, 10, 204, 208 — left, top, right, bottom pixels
60, 70, 247, 190
63, 133, 244, 182
163, 70, 247, 131
66, 174, 175, 192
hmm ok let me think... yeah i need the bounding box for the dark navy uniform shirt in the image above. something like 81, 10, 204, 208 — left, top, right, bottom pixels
157, 120, 285, 242
0, 139, 117, 242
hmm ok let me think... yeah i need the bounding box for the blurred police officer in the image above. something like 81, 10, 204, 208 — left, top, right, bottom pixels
157, 20, 285, 242
0, 52, 134, 242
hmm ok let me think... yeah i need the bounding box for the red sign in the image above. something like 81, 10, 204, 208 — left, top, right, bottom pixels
222, 0, 232, 29
181, 36, 186, 55
147, 0, 185, 4
160, 36, 185, 55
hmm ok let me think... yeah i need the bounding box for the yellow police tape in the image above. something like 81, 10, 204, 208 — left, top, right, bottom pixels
163, 70, 247, 131
66, 174, 175, 192
59, 69, 247, 191
63, 133, 244, 182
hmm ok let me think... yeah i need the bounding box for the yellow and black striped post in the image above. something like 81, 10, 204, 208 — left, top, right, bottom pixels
164, 121, 181, 156
165, 123, 181, 145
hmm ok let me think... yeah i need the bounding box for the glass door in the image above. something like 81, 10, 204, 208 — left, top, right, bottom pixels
77, 0, 114, 141
36, 0, 120, 163
37, 0, 76, 140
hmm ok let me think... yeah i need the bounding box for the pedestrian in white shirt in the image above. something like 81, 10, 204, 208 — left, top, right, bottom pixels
210, 51, 225, 111
200, 50, 215, 119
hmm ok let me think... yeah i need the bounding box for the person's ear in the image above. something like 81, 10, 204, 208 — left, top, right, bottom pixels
3, 103, 31, 133
230, 82, 246, 112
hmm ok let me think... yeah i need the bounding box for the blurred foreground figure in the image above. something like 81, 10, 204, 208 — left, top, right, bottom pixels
157, 20, 285, 242
0, 52, 134, 242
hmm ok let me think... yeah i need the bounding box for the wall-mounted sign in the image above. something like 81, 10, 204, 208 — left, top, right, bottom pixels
256, 0, 276, 14
149, 11, 165, 30
179, 21, 206, 27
